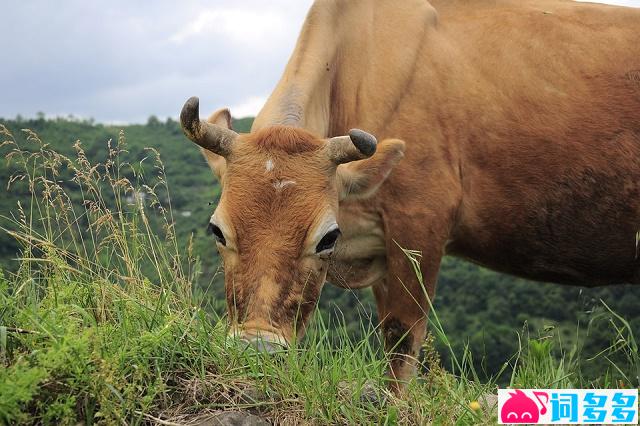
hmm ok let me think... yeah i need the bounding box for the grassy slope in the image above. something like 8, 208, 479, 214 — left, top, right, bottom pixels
0, 122, 638, 424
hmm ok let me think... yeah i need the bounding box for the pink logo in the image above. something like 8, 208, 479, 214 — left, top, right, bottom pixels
500, 390, 548, 423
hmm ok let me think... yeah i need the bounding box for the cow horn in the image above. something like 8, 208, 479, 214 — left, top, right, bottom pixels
180, 96, 237, 157
326, 129, 377, 164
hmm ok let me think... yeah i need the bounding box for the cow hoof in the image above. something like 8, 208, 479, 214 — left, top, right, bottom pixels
236, 386, 270, 405
338, 380, 388, 407
360, 382, 389, 406
196, 411, 270, 426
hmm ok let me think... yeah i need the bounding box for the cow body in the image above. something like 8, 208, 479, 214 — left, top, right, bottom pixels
434, 0, 640, 286
185, 0, 640, 391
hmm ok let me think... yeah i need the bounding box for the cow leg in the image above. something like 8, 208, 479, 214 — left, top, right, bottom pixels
371, 135, 460, 392
373, 224, 446, 394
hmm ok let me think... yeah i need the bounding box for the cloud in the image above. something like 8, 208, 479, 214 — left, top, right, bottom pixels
230, 96, 268, 118
0, 0, 312, 123
578, 0, 640, 5
169, 8, 287, 47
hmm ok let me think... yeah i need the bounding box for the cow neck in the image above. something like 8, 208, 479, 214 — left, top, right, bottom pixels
251, 2, 337, 137
251, 0, 441, 140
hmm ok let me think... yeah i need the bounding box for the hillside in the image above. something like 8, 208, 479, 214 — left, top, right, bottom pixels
0, 116, 638, 423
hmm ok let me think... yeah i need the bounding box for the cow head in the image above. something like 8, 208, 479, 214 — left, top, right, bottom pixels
180, 97, 405, 351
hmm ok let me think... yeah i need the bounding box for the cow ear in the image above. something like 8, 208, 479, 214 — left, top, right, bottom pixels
337, 138, 405, 200
201, 108, 232, 181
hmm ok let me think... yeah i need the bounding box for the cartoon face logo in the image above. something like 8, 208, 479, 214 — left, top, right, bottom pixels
500, 390, 548, 423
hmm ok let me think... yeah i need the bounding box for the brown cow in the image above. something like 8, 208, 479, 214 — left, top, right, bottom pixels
180, 0, 640, 392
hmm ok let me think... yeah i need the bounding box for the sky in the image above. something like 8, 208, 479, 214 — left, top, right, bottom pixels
1, 0, 638, 123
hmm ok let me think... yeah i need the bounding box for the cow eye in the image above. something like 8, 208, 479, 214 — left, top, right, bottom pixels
316, 228, 341, 254
207, 223, 226, 246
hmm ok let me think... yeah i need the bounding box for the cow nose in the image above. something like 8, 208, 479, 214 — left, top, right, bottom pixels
236, 331, 289, 355
241, 337, 282, 354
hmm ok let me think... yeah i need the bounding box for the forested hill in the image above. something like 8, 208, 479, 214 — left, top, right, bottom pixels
1, 115, 638, 383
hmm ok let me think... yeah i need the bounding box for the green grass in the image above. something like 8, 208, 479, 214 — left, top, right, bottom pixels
0, 126, 637, 425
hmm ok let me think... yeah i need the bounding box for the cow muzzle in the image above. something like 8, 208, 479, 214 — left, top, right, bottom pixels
234, 330, 289, 354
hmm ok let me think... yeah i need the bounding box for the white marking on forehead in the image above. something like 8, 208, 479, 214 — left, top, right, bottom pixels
273, 180, 296, 190
265, 159, 274, 172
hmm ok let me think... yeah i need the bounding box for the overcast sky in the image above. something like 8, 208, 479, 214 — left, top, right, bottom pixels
1, 0, 638, 123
